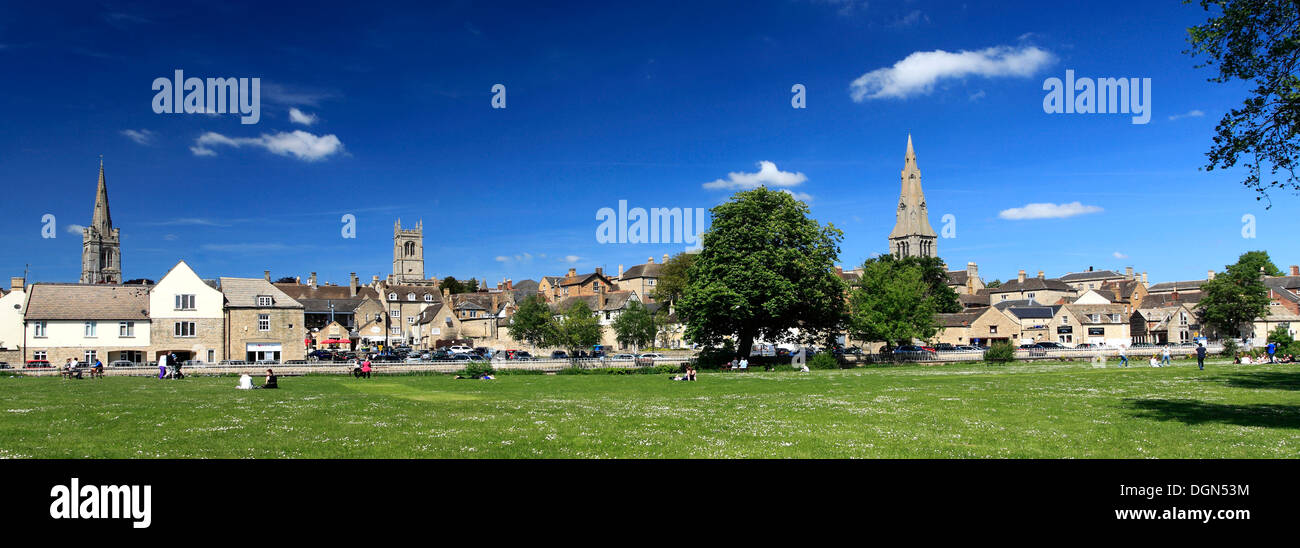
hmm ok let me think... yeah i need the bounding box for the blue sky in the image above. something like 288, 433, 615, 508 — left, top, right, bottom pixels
1, 0, 1295, 288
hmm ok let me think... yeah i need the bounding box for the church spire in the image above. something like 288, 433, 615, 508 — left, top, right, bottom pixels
91, 156, 112, 232
887, 135, 938, 258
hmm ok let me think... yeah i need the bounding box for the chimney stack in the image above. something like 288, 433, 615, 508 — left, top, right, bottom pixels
1037, 270, 1045, 280
595, 267, 603, 276
1018, 270, 1026, 283
967, 262, 978, 292
1290, 265, 1299, 277
1208, 270, 1216, 281
264, 270, 271, 282
618, 264, 624, 278
442, 288, 450, 299
663, 254, 669, 264
372, 275, 380, 285
836, 266, 844, 275
1125, 266, 1134, 279
10, 277, 24, 292
567, 268, 577, 278
1142, 272, 1148, 285
350, 272, 358, 297
309, 272, 317, 289
647, 256, 654, 265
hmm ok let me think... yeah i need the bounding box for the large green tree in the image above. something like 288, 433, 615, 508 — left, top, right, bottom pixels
651, 252, 696, 306
611, 300, 655, 350
676, 187, 846, 357
1200, 250, 1274, 337
507, 294, 552, 350
545, 301, 604, 358
846, 255, 942, 348
904, 255, 962, 314
1186, 0, 1300, 203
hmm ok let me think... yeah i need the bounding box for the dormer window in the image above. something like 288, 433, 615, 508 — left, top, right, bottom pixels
388, 293, 397, 300
424, 294, 433, 302
407, 293, 415, 301
257, 295, 273, 307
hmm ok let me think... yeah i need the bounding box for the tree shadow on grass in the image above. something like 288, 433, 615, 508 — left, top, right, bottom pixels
1200, 371, 1300, 391
1123, 398, 1300, 429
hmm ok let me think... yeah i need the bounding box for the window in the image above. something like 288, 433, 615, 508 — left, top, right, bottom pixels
390, 309, 399, 319
390, 326, 401, 335
592, 282, 600, 292
1179, 312, 1188, 325
1090, 314, 1100, 322
1061, 316, 1069, 324
258, 314, 270, 331
207, 350, 215, 363
424, 294, 433, 302
407, 316, 414, 325
175, 294, 196, 310
84, 350, 96, 363
84, 321, 97, 338
257, 296, 273, 307
33, 351, 46, 361
119, 321, 135, 337
388, 293, 397, 300
647, 279, 655, 286
1027, 292, 1036, 299
989, 325, 998, 334
407, 293, 415, 301
33, 321, 47, 338
1111, 314, 1121, 322
174, 322, 197, 337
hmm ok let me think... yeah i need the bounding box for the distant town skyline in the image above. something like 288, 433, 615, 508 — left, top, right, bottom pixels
2, 1, 1296, 288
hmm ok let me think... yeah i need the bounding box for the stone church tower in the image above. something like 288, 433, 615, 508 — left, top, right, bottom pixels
390, 218, 427, 284
887, 135, 938, 259
81, 158, 122, 284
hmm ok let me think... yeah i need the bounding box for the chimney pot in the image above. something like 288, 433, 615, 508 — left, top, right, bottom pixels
1291, 265, 1299, 277
1208, 270, 1216, 281
9, 277, 24, 292
1018, 270, 1026, 283
567, 268, 576, 278
647, 257, 654, 264
1037, 270, 1045, 280
618, 264, 624, 278
663, 254, 669, 264
264, 270, 271, 282
1125, 266, 1134, 279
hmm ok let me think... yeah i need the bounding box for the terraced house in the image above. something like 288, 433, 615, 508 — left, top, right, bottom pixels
220, 277, 305, 363
150, 261, 224, 364
23, 283, 151, 366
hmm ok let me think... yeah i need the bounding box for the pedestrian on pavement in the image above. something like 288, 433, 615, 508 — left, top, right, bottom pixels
1196, 343, 1207, 370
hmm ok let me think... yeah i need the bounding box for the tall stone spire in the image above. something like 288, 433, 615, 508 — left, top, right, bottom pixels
91, 156, 113, 232
887, 134, 938, 259
82, 157, 122, 284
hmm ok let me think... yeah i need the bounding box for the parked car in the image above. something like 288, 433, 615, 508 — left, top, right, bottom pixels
638, 353, 664, 359
404, 356, 423, 363
448, 345, 473, 354
0, 362, 10, 369
551, 350, 569, 359
893, 345, 936, 358
610, 353, 636, 360
932, 343, 956, 352
308, 350, 336, 361
25, 360, 52, 368
1036, 342, 1067, 349
953, 345, 981, 351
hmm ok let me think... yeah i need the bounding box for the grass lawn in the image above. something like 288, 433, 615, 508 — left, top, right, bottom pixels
1, 359, 1297, 458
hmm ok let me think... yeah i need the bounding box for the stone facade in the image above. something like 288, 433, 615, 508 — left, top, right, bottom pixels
225, 308, 305, 362
81, 159, 122, 284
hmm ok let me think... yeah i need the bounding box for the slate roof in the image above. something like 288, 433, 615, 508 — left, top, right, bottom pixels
621, 262, 663, 280
986, 277, 1072, 293
1265, 277, 1300, 304
1146, 280, 1207, 293
1063, 304, 1130, 324
414, 303, 446, 326
275, 282, 379, 301
218, 278, 303, 309
1100, 279, 1141, 301
936, 311, 982, 328
554, 291, 638, 313
993, 298, 1040, 310
1006, 306, 1058, 320
959, 293, 990, 308
381, 285, 441, 303
1140, 292, 1203, 308
297, 298, 367, 314
1059, 270, 1124, 282
25, 283, 151, 321
945, 270, 969, 286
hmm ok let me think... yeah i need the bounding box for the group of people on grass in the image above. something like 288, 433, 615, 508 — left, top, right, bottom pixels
1117, 343, 1209, 370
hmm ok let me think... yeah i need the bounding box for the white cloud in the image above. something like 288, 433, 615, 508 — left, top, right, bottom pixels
892, 10, 928, 28
65, 224, 85, 234
562, 255, 580, 264
495, 256, 510, 262
190, 130, 343, 161
781, 189, 814, 202
998, 202, 1103, 220
1168, 109, 1204, 121
850, 45, 1054, 101
1113, 251, 1129, 259
496, 253, 535, 263
163, 234, 178, 241
703, 161, 807, 190
120, 129, 155, 145
289, 108, 317, 126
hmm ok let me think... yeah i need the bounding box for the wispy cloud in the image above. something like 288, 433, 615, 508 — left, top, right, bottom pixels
851, 45, 1053, 101
263, 83, 338, 107
191, 130, 344, 161
1113, 251, 1129, 259
141, 218, 229, 227
892, 10, 928, 28
998, 202, 1103, 220
562, 255, 580, 264
1167, 109, 1204, 121
288, 108, 317, 126
703, 161, 807, 190
120, 129, 155, 145
65, 224, 85, 235
496, 253, 535, 263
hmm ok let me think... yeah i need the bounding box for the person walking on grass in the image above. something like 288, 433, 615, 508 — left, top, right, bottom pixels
1118, 345, 1129, 368
1196, 343, 1207, 371
1161, 345, 1171, 367
1267, 342, 1276, 364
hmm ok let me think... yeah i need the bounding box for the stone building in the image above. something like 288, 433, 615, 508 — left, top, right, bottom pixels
888, 135, 937, 259
984, 270, 1075, 305
150, 261, 224, 363
23, 283, 151, 365
390, 219, 434, 285
0, 277, 27, 363
220, 277, 305, 363
81, 159, 122, 284
945, 262, 985, 296
619, 256, 666, 303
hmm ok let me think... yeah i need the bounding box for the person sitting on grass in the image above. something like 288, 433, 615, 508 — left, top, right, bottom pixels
255, 369, 278, 389
670, 365, 698, 381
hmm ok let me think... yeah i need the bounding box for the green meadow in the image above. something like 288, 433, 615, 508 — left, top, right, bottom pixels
1, 359, 1297, 458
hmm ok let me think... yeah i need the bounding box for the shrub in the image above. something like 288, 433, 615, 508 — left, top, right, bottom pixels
808, 353, 839, 370
1220, 339, 1238, 358
984, 341, 1016, 363
694, 342, 738, 369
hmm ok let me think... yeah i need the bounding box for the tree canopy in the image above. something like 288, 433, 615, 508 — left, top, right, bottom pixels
676, 187, 846, 357
545, 300, 603, 356
1186, 0, 1300, 203
1200, 250, 1274, 337
611, 300, 655, 350
507, 294, 552, 350
651, 252, 696, 306
846, 255, 943, 348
